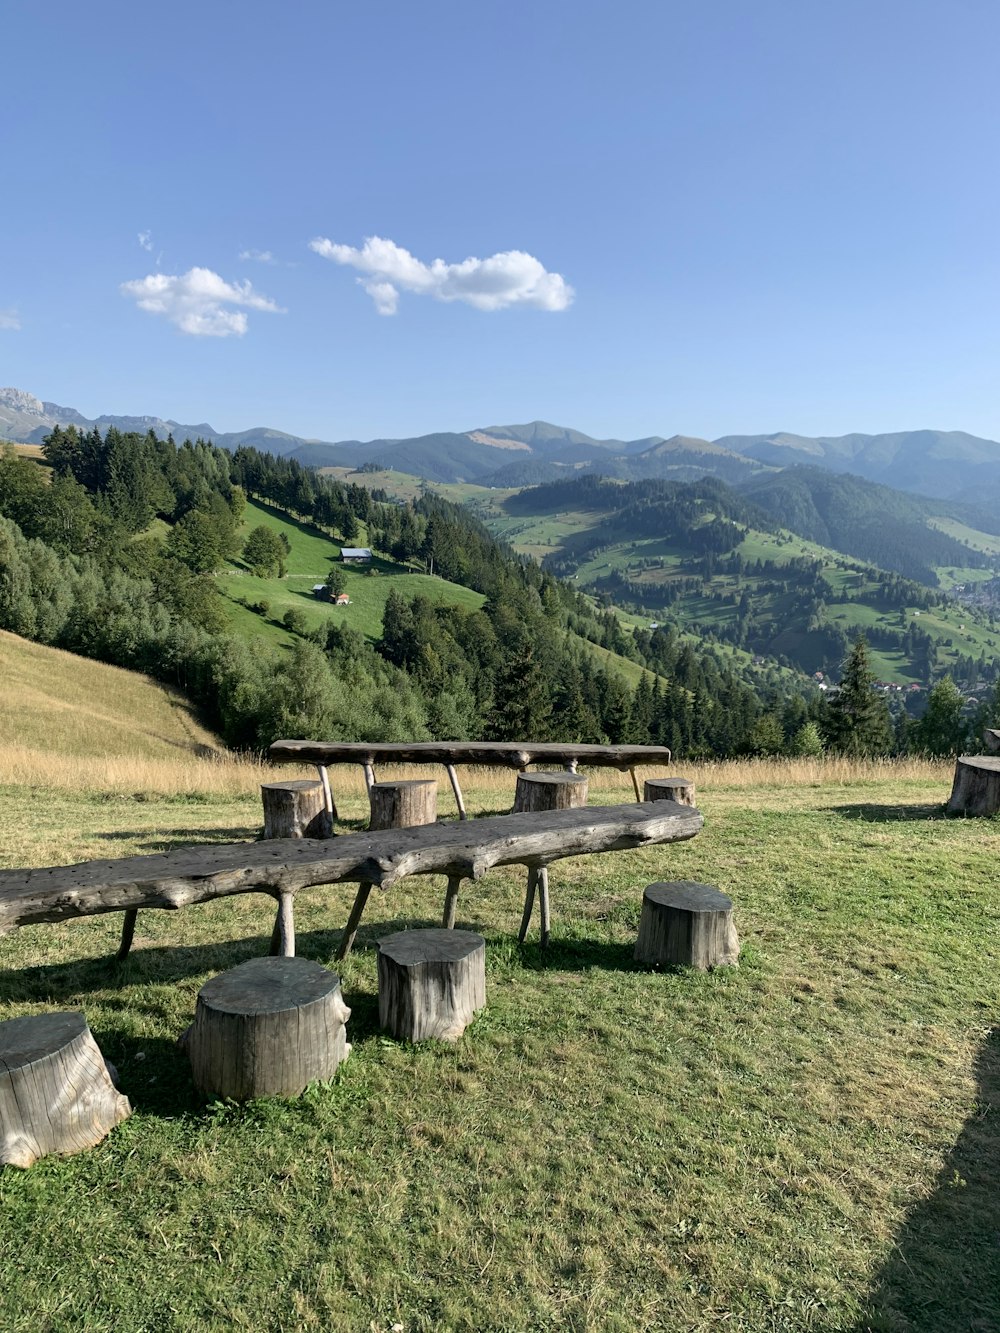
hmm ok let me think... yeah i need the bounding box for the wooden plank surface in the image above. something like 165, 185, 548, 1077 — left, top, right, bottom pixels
0, 802, 701, 935
269, 740, 673, 771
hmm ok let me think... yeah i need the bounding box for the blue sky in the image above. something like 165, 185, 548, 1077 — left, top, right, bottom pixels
3, 0, 999, 443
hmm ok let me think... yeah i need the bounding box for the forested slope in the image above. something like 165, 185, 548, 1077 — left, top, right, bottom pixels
0, 431, 786, 758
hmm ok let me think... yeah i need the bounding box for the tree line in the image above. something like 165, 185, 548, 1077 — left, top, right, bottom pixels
0, 430, 989, 758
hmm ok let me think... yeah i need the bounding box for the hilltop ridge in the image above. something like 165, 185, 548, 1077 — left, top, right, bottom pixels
8, 386, 1000, 501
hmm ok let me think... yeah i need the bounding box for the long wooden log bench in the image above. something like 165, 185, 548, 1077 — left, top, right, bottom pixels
267, 741, 674, 821
0, 801, 702, 963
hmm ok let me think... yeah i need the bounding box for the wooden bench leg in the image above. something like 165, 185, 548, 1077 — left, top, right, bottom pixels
336, 881, 373, 960
442, 875, 462, 928
537, 867, 551, 949
316, 763, 338, 822
363, 763, 376, 795
265, 895, 296, 957
445, 764, 467, 820
518, 867, 551, 947
275, 892, 296, 957
518, 867, 538, 944
630, 767, 642, 802
116, 908, 138, 962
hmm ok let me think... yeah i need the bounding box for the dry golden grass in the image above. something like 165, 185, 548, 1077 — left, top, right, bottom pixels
8, 441, 45, 461
0, 743, 279, 799
0, 630, 223, 760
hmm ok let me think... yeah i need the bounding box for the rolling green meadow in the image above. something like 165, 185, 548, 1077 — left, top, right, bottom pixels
216, 499, 485, 650
344, 470, 1000, 687
1, 636, 998, 1332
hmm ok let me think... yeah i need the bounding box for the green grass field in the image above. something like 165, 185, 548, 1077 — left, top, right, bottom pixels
216, 499, 485, 649
1, 758, 997, 1332
929, 517, 1000, 556
2, 641, 998, 1331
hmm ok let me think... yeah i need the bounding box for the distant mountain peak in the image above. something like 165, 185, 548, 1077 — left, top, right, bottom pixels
0, 387, 45, 416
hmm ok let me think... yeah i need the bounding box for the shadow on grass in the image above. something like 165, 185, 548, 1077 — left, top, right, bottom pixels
857, 1029, 1000, 1332
823, 802, 947, 823
92, 827, 259, 850
0, 913, 496, 1009
519, 935, 639, 973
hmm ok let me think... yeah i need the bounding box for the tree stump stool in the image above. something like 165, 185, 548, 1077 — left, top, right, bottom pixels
947, 756, 1000, 816
512, 773, 588, 947
377, 928, 486, 1042
0, 1011, 131, 1168
634, 881, 740, 970
644, 776, 696, 807
984, 729, 1000, 755
513, 771, 589, 813
181, 956, 351, 1100
370, 779, 438, 831
261, 779, 334, 839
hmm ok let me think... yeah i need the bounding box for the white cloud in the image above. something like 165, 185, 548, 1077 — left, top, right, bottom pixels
239, 248, 276, 264
0, 309, 20, 331
309, 234, 574, 315
120, 267, 284, 337
138, 230, 154, 252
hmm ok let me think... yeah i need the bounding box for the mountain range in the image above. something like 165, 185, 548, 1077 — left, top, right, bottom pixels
6, 386, 1000, 503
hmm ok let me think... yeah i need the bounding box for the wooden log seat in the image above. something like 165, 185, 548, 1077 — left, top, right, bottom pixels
261, 779, 334, 840
513, 771, 589, 813
180, 956, 351, 1100
644, 776, 696, 807
369, 779, 437, 831
377, 928, 486, 1042
0, 801, 703, 965
634, 881, 739, 970
0, 1011, 131, 1168
947, 756, 1000, 816
983, 729, 1000, 755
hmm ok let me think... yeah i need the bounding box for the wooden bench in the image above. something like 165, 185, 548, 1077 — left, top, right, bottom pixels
0, 801, 702, 962
267, 741, 674, 822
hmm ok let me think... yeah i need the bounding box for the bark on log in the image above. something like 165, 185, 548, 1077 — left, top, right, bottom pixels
983, 730, 1000, 755
513, 771, 589, 813
261, 780, 333, 839
370, 779, 437, 831
644, 777, 696, 807
634, 881, 739, 970
377, 928, 486, 1042
0, 802, 703, 939
181, 956, 350, 1100
946, 756, 1000, 816
270, 740, 672, 771
0, 1011, 131, 1168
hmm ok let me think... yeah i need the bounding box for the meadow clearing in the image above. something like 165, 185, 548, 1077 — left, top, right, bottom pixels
0, 638, 997, 1330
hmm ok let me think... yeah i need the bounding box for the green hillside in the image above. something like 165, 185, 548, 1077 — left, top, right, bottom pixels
216, 500, 486, 650
447, 475, 1000, 687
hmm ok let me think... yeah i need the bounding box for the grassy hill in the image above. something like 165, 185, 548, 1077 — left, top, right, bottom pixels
0, 629, 221, 760
0, 629, 277, 805
216, 499, 486, 650
214, 498, 667, 691
413, 476, 1000, 686
2, 756, 997, 1331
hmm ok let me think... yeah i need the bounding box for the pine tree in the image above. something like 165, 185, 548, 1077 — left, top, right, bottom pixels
912, 675, 967, 756
488, 641, 552, 740
823, 636, 893, 756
